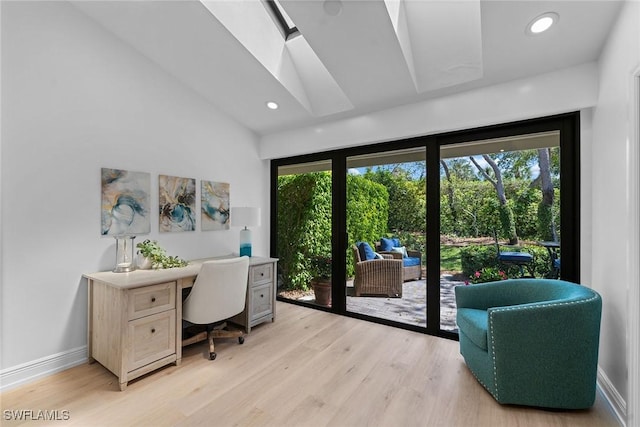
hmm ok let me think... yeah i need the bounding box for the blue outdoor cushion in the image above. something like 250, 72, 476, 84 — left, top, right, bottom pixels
380, 237, 395, 252
498, 251, 533, 263
403, 257, 421, 267
392, 237, 401, 247
357, 241, 377, 261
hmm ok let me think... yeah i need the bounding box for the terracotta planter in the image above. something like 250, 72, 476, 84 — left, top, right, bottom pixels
311, 279, 332, 306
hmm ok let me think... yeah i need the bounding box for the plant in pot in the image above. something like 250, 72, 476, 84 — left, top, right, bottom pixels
310, 255, 332, 306
136, 239, 188, 269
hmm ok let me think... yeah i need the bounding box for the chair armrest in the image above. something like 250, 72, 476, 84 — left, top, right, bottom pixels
407, 249, 421, 259
378, 251, 402, 260
455, 280, 517, 310
356, 258, 403, 277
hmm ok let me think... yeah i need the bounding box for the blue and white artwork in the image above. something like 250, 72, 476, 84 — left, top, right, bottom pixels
101, 168, 151, 236
201, 181, 230, 231
159, 175, 196, 232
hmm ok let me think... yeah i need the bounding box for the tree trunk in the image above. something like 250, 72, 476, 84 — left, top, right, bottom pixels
537, 148, 557, 241
440, 160, 459, 234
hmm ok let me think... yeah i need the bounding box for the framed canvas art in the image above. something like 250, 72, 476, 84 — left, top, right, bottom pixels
159, 175, 196, 232
101, 168, 151, 236
201, 180, 230, 231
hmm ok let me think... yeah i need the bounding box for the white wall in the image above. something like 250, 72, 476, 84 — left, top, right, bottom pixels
259, 62, 599, 159
591, 2, 640, 422
0, 1, 268, 381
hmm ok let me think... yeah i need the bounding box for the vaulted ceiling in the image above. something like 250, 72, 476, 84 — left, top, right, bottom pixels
72, 0, 622, 136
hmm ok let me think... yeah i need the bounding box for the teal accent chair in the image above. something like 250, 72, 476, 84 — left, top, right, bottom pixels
455, 279, 602, 409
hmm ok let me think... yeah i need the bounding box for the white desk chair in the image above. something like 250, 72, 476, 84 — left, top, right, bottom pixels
182, 256, 250, 360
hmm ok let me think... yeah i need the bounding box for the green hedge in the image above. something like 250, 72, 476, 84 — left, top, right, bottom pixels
277, 172, 388, 291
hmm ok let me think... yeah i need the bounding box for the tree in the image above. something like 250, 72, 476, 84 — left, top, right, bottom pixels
470, 154, 518, 244
536, 148, 557, 241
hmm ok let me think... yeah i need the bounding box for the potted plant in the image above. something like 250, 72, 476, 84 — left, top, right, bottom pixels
310, 255, 332, 306
136, 239, 188, 269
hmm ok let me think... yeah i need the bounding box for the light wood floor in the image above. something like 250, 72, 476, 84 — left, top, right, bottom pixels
1, 302, 620, 426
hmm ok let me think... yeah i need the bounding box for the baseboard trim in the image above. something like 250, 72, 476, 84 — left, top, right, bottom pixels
598, 367, 627, 427
0, 346, 87, 392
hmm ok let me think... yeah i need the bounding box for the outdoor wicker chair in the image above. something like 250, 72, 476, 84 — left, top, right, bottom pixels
375, 237, 422, 281
352, 244, 403, 297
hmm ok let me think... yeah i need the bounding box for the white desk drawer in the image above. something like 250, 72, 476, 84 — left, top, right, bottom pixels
250, 282, 273, 321
128, 282, 176, 320
251, 263, 273, 284
128, 310, 176, 371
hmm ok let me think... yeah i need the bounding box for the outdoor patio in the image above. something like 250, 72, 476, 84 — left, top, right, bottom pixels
346, 274, 462, 331
291, 274, 464, 332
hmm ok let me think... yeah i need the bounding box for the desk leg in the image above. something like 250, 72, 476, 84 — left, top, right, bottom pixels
176, 284, 183, 365
119, 381, 127, 391
87, 279, 95, 364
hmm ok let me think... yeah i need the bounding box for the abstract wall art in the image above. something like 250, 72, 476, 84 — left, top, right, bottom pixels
159, 175, 196, 232
101, 168, 151, 236
201, 180, 230, 231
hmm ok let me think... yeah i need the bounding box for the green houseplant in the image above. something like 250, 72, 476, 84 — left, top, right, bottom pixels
136, 239, 188, 269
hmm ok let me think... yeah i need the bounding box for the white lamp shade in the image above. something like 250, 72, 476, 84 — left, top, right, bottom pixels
231, 207, 261, 228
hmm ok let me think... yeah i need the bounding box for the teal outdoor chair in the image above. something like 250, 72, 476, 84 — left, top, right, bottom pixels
455, 279, 602, 409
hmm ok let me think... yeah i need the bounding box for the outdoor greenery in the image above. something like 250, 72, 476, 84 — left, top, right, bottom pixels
277, 172, 388, 290
277, 147, 561, 291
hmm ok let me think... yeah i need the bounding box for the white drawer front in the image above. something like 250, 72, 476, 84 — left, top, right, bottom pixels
251, 263, 273, 284
250, 282, 273, 322
128, 310, 176, 371
128, 282, 175, 320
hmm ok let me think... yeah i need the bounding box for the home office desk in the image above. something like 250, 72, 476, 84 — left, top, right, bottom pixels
83, 256, 278, 390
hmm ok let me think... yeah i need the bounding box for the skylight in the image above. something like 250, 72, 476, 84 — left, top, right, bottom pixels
265, 0, 299, 40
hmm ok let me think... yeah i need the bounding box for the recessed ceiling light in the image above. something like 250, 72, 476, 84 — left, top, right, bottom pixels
266, 101, 279, 110
526, 12, 559, 35
323, 0, 343, 17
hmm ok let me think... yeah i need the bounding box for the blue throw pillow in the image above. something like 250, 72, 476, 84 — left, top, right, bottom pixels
392, 238, 401, 247
380, 237, 395, 252
357, 241, 377, 261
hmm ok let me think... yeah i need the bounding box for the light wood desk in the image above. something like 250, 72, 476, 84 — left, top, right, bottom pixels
83, 256, 278, 390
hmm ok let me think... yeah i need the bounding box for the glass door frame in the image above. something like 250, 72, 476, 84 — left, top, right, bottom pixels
271, 112, 580, 339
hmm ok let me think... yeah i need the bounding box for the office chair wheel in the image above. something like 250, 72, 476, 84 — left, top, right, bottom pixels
238, 336, 245, 345
209, 352, 217, 360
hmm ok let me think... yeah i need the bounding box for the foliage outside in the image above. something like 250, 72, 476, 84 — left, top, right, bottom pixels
277, 172, 388, 291
276, 147, 561, 290
468, 267, 507, 284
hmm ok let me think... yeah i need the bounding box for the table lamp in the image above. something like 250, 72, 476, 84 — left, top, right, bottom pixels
231, 207, 260, 257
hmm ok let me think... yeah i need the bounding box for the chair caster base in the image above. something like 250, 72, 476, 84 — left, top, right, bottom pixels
209, 352, 217, 360
238, 336, 245, 345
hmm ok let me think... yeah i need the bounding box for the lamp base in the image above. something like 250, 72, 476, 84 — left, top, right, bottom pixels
239, 227, 252, 257
239, 244, 252, 257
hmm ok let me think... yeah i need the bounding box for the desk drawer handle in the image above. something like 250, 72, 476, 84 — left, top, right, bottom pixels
260, 273, 264, 277
260, 294, 264, 298
151, 297, 156, 303
151, 328, 156, 334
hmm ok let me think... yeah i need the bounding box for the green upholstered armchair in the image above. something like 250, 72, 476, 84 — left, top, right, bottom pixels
455, 279, 602, 409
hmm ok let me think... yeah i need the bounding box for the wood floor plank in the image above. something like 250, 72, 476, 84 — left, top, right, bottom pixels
0, 302, 620, 427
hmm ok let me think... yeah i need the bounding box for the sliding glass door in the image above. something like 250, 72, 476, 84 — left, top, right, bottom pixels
345, 148, 427, 328
274, 160, 333, 309
438, 132, 562, 332
271, 113, 580, 338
